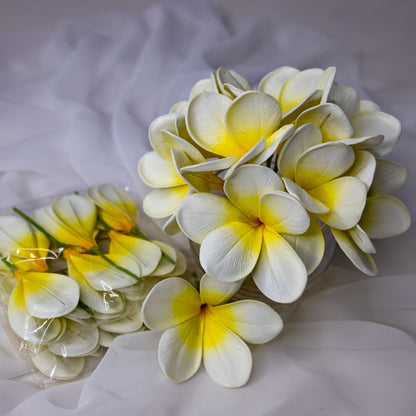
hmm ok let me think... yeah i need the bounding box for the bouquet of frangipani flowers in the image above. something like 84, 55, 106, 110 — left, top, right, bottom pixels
138, 66, 411, 387
0, 184, 186, 382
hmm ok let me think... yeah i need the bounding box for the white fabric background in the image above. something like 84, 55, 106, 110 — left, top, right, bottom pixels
0, 2, 415, 415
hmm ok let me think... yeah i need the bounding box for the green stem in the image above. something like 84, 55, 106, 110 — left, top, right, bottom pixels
89, 246, 143, 282
130, 225, 175, 265
78, 301, 94, 316
1, 255, 18, 273
13, 207, 66, 250
97, 217, 112, 233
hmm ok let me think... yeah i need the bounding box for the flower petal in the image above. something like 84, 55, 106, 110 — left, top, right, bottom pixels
369, 159, 407, 196
31, 348, 85, 380
161, 130, 205, 164
148, 113, 178, 160
360, 196, 411, 239
350, 111, 401, 157
108, 232, 162, 276
143, 185, 189, 218
282, 177, 329, 214
328, 85, 360, 117
48, 320, 99, 357
296, 103, 354, 141
331, 228, 377, 276
308, 177, 367, 230
224, 164, 284, 219
280, 215, 325, 274
189, 77, 218, 99
20, 271, 79, 319
200, 273, 243, 306
177, 193, 248, 244
260, 191, 310, 235
158, 314, 203, 383
359, 100, 380, 112
225, 91, 282, 153
8, 281, 63, 343
186, 92, 236, 157
278, 123, 322, 181
147, 240, 177, 277
281, 90, 322, 125
200, 222, 262, 282
163, 214, 181, 236
295, 142, 355, 190
252, 228, 307, 303
180, 156, 237, 173
318, 66, 336, 104
142, 277, 201, 330
203, 313, 252, 388
98, 300, 143, 334
138, 151, 185, 188
344, 149, 376, 191
348, 225, 376, 253
210, 300, 283, 344
258, 66, 300, 100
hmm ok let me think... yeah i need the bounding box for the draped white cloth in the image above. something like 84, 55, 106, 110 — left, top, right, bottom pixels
0, 3, 415, 415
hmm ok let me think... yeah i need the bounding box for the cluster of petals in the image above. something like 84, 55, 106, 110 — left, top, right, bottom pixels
142, 274, 283, 387
0, 184, 186, 380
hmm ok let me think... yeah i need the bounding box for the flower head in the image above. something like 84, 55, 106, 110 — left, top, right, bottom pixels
142, 274, 283, 387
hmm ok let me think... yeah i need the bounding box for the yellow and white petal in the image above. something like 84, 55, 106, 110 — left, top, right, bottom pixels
51, 194, 97, 245
148, 113, 178, 160
180, 156, 237, 174
309, 177, 367, 230
281, 90, 322, 125
200, 222, 262, 282
142, 277, 201, 330
143, 185, 189, 218
278, 123, 322, 181
200, 273, 243, 306
186, 92, 236, 157
210, 300, 283, 344
328, 85, 360, 116
163, 214, 181, 236
98, 300, 143, 334
108, 232, 162, 277
177, 193, 249, 244
279, 68, 324, 112
296, 103, 354, 142
318, 66, 336, 104
48, 320, 99, 357
158, 314, 203, 383
331, 228, 377, 276
165, 247, 187, 277
258, 66, 299, 100
8, 281, 63, 343
170, 100, 187, 114
295, 142, 355, 190
252, 228, 307, 303
282, 177, 329, 214
217, 68, 252, 93
280, 215, 325, 274
350, 111, 401, 157
19, 271, 79, 319
147, 240, 177, 277
203, 312, 252, 388
161, 130, 205, 164
260, 191, 310, 235
31, 349, 85, 380
225, 91, 282, 153
224, 164, 284, 219
360, 196, 411, 239
345, 149, 376, 191
250, 124, 295, 166
358, 100, 380, 112
348, 225, 376, 254
189, 78, 218, 99
68, 253, 140, 291
338, 135, 383, 150
138, 151, 185, 188
369, 159, 407, 196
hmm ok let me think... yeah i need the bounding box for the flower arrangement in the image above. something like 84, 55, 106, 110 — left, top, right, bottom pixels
0, 184, 186, 381
138, 66, 411, 387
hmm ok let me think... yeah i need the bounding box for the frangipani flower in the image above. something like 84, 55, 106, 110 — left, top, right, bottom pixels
0, 216, 51, 272
86, 184, 138, 233
177, 164, 324, 303
142, 275, 283, 388
331, 159, 411, 275
278, 123, 367, 230
33, 194, 98, 251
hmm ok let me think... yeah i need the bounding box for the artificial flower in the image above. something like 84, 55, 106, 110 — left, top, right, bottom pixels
142, 274, 283, 387
177, 164, 324, 303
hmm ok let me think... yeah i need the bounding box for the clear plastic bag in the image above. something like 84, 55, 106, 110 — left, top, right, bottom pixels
0, 184, 190, 386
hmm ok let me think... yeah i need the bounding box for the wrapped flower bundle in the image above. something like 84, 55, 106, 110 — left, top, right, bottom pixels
0, 184, 186, 381
139, 66, 411, 387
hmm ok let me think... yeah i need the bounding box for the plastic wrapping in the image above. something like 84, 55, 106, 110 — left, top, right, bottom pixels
0, 184, 189, 385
